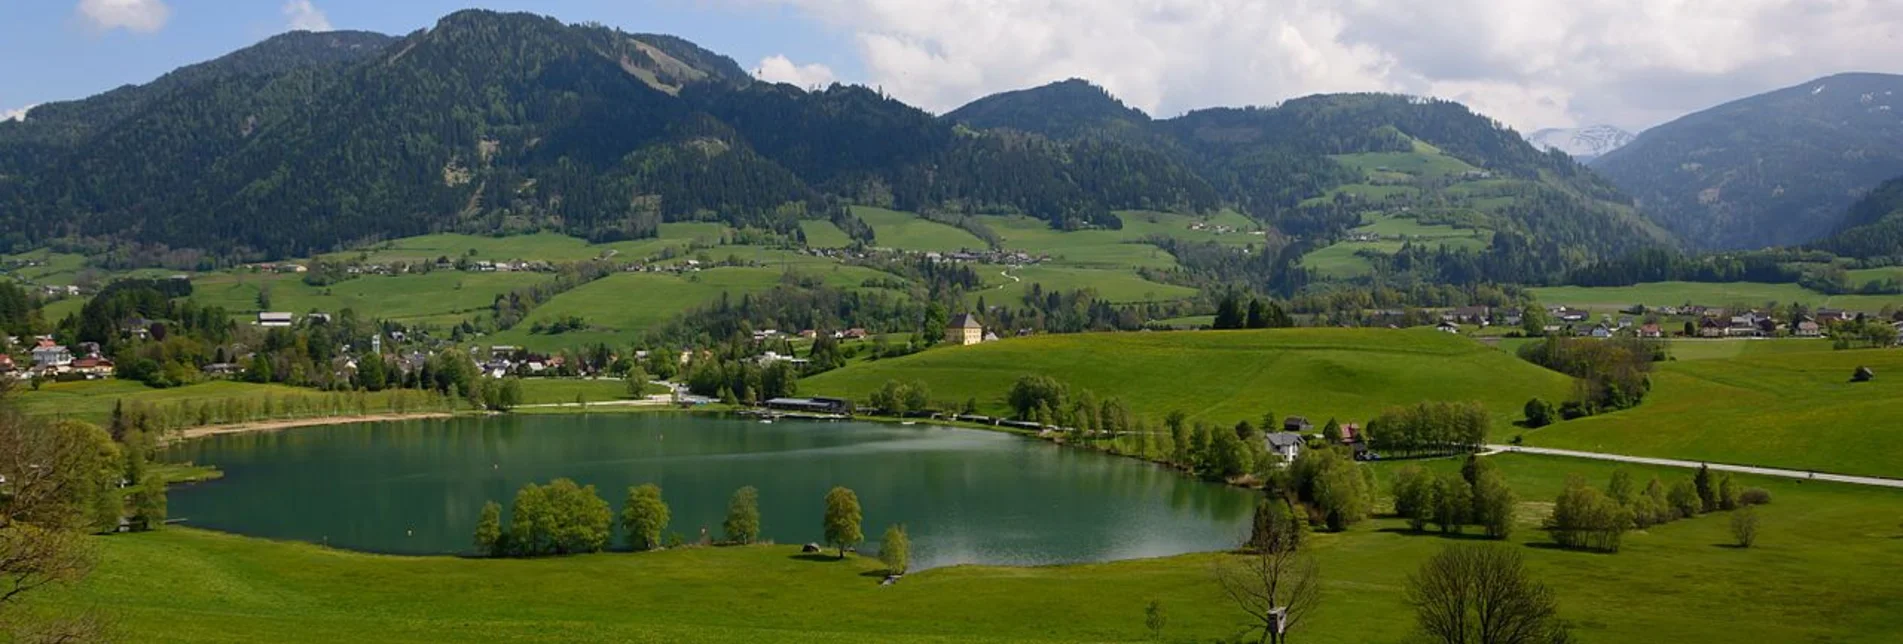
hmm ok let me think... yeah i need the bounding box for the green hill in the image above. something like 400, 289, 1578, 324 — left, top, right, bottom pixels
1525, 346, 1903, 478
802, 328, 1575, 433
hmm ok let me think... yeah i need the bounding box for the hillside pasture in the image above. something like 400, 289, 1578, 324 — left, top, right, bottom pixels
853, 207, 987, 252
974, 265, 1197, 305
190, 271, 553, 327
486, 264, 897, 351
1525, 347, 1903, 478
803, 328, 1575, 433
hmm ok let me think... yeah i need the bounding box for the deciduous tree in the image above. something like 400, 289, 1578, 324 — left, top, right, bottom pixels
1406, 545, 1571, 644
823, 486, 863, 559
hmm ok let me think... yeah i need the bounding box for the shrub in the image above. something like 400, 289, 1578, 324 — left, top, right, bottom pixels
1739, 487, 1773, 506
1730, 507, 1761, 548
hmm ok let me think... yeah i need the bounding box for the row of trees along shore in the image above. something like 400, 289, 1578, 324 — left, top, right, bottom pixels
470, 481, 913, 574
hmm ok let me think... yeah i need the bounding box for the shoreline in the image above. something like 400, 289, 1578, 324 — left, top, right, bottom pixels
172, 412, 459, 441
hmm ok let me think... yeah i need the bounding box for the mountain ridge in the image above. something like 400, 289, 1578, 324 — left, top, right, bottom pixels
1592, 71, 1903, 250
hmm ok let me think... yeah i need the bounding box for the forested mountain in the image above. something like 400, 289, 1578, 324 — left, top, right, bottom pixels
942, 86, 1668, 281
0, 30, 395, 176
1813, 175, 1903, 260
943, 79, 1153, 142
1593, 72, 1903, 250
0, 11, 1225, 257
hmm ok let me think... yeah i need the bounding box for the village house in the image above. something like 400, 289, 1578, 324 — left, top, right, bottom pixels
31, 340, 72, 369
1283, 416, 1314, 433
1436, 321, 1461, 334
1443, 306, 1491, 325
68, 357, 114, 379
1699, 318, 1727, 338
1639, 323, 1664, 339
946, 313, 985, 346
1264, 432, 1304, 464
1552, 307, 1590, 323
257, 312, 294, 328
1795, 320, 1823, 338
1816, 308, 1854, 324
0, 354, 14, 376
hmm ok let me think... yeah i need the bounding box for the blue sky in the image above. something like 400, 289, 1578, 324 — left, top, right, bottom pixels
0, 1, 859, 114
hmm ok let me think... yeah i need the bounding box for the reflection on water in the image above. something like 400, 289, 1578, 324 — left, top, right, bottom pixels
166, 414, 1254, 568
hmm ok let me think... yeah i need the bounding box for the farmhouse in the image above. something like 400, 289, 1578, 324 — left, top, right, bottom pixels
1284, 416, 1314, 433
946, 313, 985, 346
257, 312, 294, 328
68, 357, 114, 379
1796, 321, 1822, 338
1263, 432, 1304, 464
1699, 318, 1727, 338
1443, 306, 1491, 325
1436, 321, 1460, 334
1639, 323, 1663, 339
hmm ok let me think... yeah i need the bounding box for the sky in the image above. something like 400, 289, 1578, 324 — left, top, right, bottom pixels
4, 0, 1903, 133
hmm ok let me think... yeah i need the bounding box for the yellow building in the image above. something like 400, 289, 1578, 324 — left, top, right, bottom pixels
946, 313, 985, 346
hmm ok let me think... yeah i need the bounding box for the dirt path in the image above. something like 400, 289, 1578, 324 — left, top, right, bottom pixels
172, 412, 456, 442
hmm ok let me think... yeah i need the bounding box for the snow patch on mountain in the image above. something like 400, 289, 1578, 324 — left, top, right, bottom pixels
1526, 125, 1636, 162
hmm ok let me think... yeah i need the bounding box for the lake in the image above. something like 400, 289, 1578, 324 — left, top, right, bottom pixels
165, 414, 1256, 568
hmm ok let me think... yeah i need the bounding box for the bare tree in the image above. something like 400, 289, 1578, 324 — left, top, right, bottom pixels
1213, 541, 1320, 644
1406, 544, 1571, 644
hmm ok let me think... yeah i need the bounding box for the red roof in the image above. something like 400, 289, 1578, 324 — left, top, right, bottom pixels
0, 355, 13, 367
1340, 423, 1360, 443
71, 357, 113, 369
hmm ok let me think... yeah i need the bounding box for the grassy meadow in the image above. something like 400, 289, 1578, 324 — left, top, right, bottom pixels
974, 265, 1196, 305
191, 270, 553, 327
854, 207, 988, 252
29, 453, 1903, 643
1525, 346, 1903, 478
1530, 281, 1903, 313
803, 328, 1575, 433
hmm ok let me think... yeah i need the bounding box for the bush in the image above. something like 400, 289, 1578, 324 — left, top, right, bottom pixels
1739, 487, 1773, 506
1730, 507, 1760, 548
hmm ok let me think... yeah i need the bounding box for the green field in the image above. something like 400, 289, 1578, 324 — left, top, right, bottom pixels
803, 328, 1575, 433
1663, 338, 1838, 361
1301, 214, 1490, 279
486, 265, 895, 351
191, 271, 553, 327
31, 452, 1903, 643
798, 220, 853, 248
515, 378, 663, 404
976, 266, 1196, 305
16, 380, 365, 425
1527, 347, 1903, 478
1530, 281, 1903, 313
323, 225, 731, 264
854, 207, 987, 252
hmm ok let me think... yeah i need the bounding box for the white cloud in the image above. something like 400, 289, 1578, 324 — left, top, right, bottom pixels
1, 105, 37, 123
76, 0, 171, 34
755, 55, 837, 89
283, 0, 332, 32
756, 0, 1903, 131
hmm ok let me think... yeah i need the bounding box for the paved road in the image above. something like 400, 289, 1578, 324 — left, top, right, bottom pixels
1486, 445, 1903, 489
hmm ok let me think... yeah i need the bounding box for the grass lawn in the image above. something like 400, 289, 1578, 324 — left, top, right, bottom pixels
1525, 347, 1903, 478
514, 378, 661, 405
16, 380, 338, 425
854, 207, 987, 252
803, 328, 1575, 434
1663, 338, 1838, 361
974, 266, 1196, 305
31, 452, 1903, 643
1530, 281, 1903, 312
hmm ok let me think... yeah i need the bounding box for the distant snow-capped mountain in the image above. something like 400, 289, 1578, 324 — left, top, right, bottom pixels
1526, 125, 1636, 162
